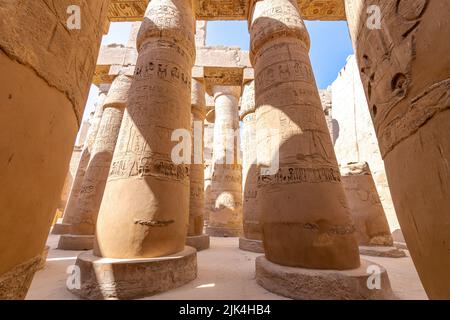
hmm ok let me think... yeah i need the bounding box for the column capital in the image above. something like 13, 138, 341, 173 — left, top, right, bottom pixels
212, 85, 242, 101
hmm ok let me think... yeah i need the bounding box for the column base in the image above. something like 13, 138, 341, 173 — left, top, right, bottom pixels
393, 242, 408, 250
255, 256, 395, 300
57, 234, 94, 251
68, 247, 197, 300
186, 234, 210, 251
206, 226, 242, 237
359, 246, 406, 258
239, 237, 264, 253
51, 223, 71, 235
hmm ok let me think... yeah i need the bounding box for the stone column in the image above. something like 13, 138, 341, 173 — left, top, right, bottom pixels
345, 0, 450, 299
70, 0, 197, 300
52, 87, 109, 235
203, 117, 215, 224
0, 1, 109, 299
239, 80, 263, 252
341, 162, 405, 258
186, 79, 210, 251
249, 0, 393, 300
58, 75, 131, 250
206, 86, 243, 237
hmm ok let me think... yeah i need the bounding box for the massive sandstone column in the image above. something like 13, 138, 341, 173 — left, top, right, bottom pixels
239, 80, 263, 252
0, 0, 109, 299
186, 79, 210, 250
340, 162, 405, 258
58, 75, 131, 250
249, 0, 393, 300
52, 87, 109, 235
206, 86, 243, 237
70, 0, 197, 300
203, 117, 215, 224
345, 0, 450, 299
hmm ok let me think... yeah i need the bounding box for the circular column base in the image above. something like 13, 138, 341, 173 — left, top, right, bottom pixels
359, 246, 406, 258
186, 234, 210, 251
51, 223, 71, 235
206, 226, 242, 237
68, 247, 197, 300
256, 256, 395, 300
239, 237, 264, 253
57, 234, 94, 251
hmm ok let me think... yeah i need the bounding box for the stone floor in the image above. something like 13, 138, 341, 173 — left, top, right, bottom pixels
26, 234, 427, 300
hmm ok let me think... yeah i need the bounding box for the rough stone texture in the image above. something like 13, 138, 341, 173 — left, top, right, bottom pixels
203, 119, 214, 224
239, 237, 264, 253
346, 0, 450, 299
58, 235, 95, 251
94, 0, 196, 259
67, 75, 130, 240
250, 0, 359, 269
189, 79, 207, 237
331, 55, 399, 231
341, 162, 393, 247
206, 86, 243, 237
70, 247, 197, 300
0, 255, 41, 300
37, 246, 50, 270
256, 256, 395, 300
359, 246, 406, 259
240, 81, 261, 241
108, 0, 346, 21
0, 0, 109, 299
60, 89, 109, 230
186, 235, 210, 251
51, 223, 71, 235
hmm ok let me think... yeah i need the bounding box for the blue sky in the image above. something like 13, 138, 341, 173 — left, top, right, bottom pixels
82, 20, 353, 125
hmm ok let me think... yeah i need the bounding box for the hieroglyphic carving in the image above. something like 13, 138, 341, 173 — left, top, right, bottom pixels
204, 67, 243, 95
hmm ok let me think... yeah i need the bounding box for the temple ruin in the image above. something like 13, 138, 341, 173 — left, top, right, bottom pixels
0, 0, 449, 301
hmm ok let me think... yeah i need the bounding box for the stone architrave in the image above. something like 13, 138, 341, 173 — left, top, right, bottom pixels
0, 0, 109, 299
58, 75, 132, 250
71, 0, 198, 300
187, 79, 210, 251
206, 86, 243, 237
52, 87, 109, 235
249, 0, 393, 299
345, 0, 450, 299
239, 80, 263, 253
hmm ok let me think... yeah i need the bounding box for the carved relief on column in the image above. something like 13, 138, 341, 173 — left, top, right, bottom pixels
94, 0, 196, 258
345, 0, 450, 298
240, 80, 261, 240
250, 0, 359, 269
61, 89, 109, 225
341, 162, 393, 246
206, 86, 243, 237
69, 75, 132, 236
189, 79, 207, 236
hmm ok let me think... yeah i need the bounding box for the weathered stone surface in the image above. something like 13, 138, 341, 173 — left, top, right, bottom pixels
250, 0, 359, 269
359, 246, 406, 259
206, 86, 243, 237
0, 255, 41, 300
37, 246, 50, 270
331, 55, 399, 231
0, 0, 108, 299
51, 223, 71, 235
108, 0, 346, 21
204, 118, 215, 224
240, 81, 261, 241
69, 247, 197, 300
256, 256, 395, 300
186, 234, 210, 251
239, 237, 264, 253
346, 0, 450, 299
341, 162, 393, 247
189, 79, 207, 237
59, 89, 109, 232
95, 0, 196, 259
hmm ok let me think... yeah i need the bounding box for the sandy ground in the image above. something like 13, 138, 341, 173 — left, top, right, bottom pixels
26, 234, 427, 300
